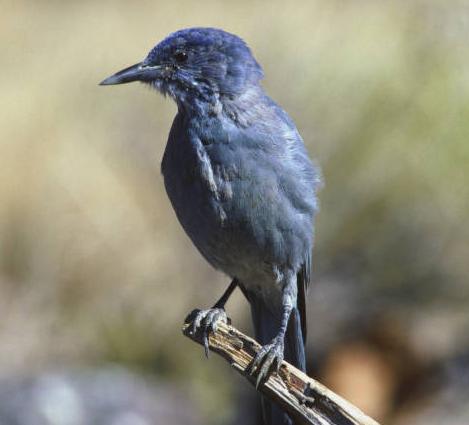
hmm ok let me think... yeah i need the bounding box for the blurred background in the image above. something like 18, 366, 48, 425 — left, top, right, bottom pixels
1, 0, 469, 424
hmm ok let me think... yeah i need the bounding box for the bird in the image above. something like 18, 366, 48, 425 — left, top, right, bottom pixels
100, 27, 321, 425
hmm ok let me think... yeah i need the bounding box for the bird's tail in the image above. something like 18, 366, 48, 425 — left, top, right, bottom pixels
250, 295, 306, 425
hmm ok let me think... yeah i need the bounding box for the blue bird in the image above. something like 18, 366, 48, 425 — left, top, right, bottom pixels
101, 27, 321, 425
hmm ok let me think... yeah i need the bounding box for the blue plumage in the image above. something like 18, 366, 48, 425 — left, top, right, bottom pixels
101, 27, 321, 425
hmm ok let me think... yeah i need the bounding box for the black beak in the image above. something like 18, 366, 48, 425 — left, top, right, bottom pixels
99, 62, 162, 86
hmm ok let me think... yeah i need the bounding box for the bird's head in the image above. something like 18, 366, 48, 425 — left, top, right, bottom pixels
100, 28, 264, 106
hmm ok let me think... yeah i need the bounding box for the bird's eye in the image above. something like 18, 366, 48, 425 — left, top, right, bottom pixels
174, 51, 188, 64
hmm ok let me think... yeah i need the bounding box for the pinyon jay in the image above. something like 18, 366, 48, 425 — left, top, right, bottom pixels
101, 27, 321, 425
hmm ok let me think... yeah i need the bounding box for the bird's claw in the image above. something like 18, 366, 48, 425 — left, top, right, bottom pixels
247, 337, 284, 388
190, 308, 228, 357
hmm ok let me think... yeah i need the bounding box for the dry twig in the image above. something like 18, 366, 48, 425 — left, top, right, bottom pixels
182, 310, 380, 425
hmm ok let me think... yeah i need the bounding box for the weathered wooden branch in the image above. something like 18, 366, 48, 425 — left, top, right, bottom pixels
182, 311, 380, 425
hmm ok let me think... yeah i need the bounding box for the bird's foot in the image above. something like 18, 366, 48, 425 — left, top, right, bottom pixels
189, 308, 229, 357
247, 336, 284, 388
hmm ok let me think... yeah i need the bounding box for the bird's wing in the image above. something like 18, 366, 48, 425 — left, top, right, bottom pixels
264, 99, 317, 345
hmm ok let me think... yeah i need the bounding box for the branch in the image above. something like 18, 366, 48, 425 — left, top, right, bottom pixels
182, 311, 380, 425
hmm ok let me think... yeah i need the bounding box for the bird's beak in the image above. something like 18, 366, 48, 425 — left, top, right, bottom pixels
99, 62, 162, 86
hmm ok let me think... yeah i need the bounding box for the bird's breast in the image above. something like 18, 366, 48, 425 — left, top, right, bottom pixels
162, 126, 236, 267
161, 112, 315, 281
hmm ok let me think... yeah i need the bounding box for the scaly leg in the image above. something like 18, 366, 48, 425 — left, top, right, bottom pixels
247, 277, 296, 388
191, 278, 238, 356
